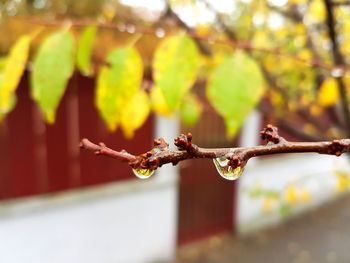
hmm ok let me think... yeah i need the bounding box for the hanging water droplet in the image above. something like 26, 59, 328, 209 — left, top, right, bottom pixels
155, 28, 165, 38
208, 36, 216, 45
331, 67, 344, 78
117, 23, 126, 32
126, 24, 136, 34
213, 157, 244, 181
132, 168, 154, 179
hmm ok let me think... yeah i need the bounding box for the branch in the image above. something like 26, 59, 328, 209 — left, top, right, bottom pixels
80, 125, 350, 173
331, 1, 350, 6
20, 16, 350, 75
324, 0, 350, 137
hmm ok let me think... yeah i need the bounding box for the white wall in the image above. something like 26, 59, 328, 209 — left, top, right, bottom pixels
0, 116, 179, 263
237, 111, 350, 234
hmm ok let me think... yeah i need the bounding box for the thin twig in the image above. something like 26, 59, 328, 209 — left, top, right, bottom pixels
323, 0, 350, 137
80, 125, 350, 172
20, 16, 350, 75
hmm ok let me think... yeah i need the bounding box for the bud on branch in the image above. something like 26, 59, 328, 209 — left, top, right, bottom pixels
80, 124, 350, 174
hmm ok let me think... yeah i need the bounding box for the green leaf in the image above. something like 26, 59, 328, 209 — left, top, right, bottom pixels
96, 46, 143, 131
76, 26, 97, 76
279, 203, 291, 218
180, 93, 203, 126
31, 29, 75, 124
0, 35, 31, 114
153, 35, 200, 111
206, 51, 264, 138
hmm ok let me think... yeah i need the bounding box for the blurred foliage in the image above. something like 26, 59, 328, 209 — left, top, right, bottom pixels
0, 0, 349, 138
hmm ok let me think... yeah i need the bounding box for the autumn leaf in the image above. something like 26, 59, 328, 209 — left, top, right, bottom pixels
121, 90, 150, 139
153, 35, 200, 112
76, 26, 97, 76
96, 46, 143, 131
206, 51, 264, 137
318, 78, 339, 107
150, 86, 172, 117
31, 29, 75, 124
0, 35, 31, 115
285, 185, 298, 205
180, 93, 203, 126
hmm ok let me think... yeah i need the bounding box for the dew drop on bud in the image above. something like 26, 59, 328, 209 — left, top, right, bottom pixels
331, 67, 344, 78
126, 24, 136, 34
155, 28, 165, 38
132, 168, 154, 179
213, 157, 244, 181
117, 23, 126, 32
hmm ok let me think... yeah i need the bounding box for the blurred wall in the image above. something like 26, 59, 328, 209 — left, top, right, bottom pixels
0, 116, 179, 263
237, 112, 350, 234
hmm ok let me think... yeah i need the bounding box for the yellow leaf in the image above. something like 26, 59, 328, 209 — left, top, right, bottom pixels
285, 185, 298, 205
318, 78, 339, 107
121, 90, 150, 139
310, 104, 322, 116
150, 86, 173, 117
300, 188, 311, 203
153, 35, 200, 111
0, 35, 31, 114
289, 0, 305, 5
307, 0, 326, 22
335, 173, 350, 193
96, 46, 143, 131
303, 123, 317, 134
262, 197, 274, 213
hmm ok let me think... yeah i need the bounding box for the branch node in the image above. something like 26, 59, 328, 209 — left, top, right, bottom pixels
174, 133, 195, 152
227, 155, 244, 169
260, 124, 282, 144
330, 139, 346, 156
153, 138, 169, 150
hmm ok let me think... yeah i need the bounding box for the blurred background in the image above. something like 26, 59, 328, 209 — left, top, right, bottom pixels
1, 0, 350, 262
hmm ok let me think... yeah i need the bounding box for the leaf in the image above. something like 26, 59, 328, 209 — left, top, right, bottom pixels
307, 0, 325, 22
206, 51, 264, 138
150, 86, 172, 117
180, 93, 203, 126
285, 185, 298, 205
153, 35, 200, 111
96, 46, 143, 131
0, 35, 31, 114
262, 197, 274, 213
76, 26, 97, 76
318, 77, 339, 107
31, 29, 75, 124
121, 90, 150, 139
279, 203, 291, 218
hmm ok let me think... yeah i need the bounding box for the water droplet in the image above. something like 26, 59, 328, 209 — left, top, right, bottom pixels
155, 28, 165, 38
213, 157, 244, 181
132, 168, 154, 179
208, 36, 216, 45
331, 67, 344, 78
117, 23, 126, 32
126, 24, 136, 34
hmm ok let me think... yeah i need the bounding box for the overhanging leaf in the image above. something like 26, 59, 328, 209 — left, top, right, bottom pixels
31, 29, 75, 124
180, 93, 203, 126
121, 90, 150, 139
96, 46, 143, 131
318, 77, 339, 107
206, 51, 264, 137
150, 86, 172, 117
153, 35, 200, 111
76, 26, 97, 76
0, 35, 31, 114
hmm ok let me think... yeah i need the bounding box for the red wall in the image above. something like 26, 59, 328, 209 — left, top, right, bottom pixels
0, 73, 154, 200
